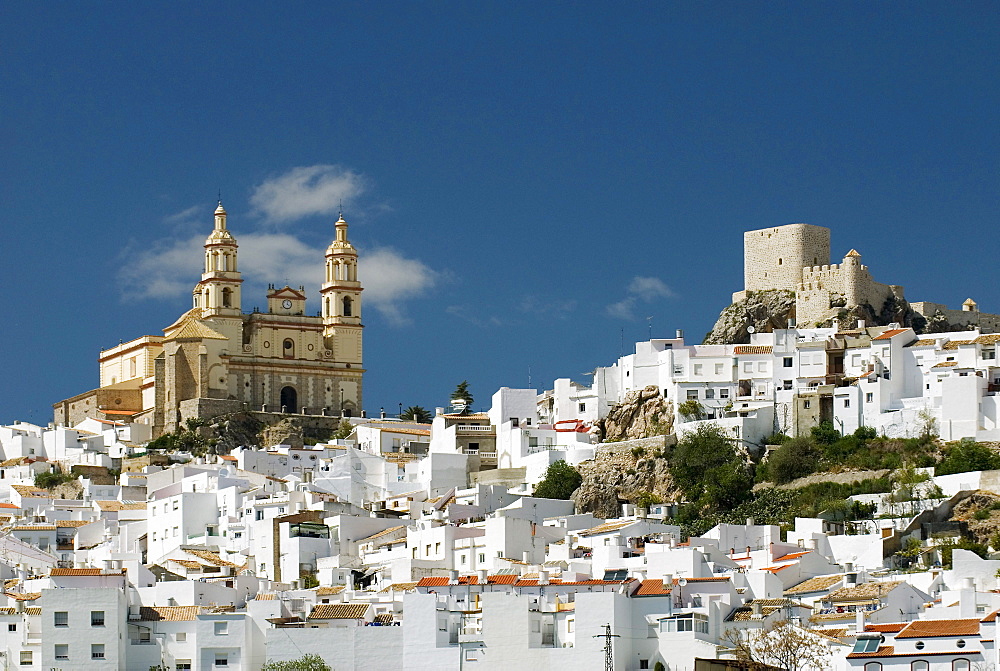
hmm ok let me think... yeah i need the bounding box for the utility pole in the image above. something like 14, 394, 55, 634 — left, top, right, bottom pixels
593, 623, 619, 671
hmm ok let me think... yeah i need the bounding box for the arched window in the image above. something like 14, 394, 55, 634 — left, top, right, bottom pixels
953, 660, 970, 671
280, 386, 297, 413
343, 296, 353, 317
911, 662, 929, 671
222, 288, 232, 308
864, 664, 882, 671
283, 339, 294, 359
325, 297, 330, 316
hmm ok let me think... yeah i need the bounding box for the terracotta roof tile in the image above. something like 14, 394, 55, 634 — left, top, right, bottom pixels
785, 574, 843, 595
734, 345, 773, 355
873, 329, 910, 341
577, 519, 638, 537
633, 579, 672, 596
55, 520, 92, 527
896, 618, 979, 638
866, 622, 908, 633
942, 340, 973, 350
826, 581, 901, 602
378, 582, 419, 593
356, 525, 406, 544
5, 592, 40, 601
184, 549, 235, 567
315, 586, 346, 596
131, 606, 202, 621
96, 500, 147, 511
50, 568, 124, 576
308, 603, 370, 620
932, 361, 959, 368
847, 646, 895, 659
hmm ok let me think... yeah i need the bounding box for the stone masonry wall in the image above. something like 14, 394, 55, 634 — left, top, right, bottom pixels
735, 224, 830, 302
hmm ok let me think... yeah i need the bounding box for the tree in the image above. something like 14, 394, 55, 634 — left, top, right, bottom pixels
332, 418, 353, 440
810, 421, 841, 445
533, 460, 582, 500
670, 424, 753, 511
723, 620, 832, 671
452, 380, 474, 406
400, 405, 432, 423
261, 654, 332, 671
677, 399, 704, 421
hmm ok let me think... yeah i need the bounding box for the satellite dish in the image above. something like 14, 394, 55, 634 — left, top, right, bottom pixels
747, 326, 756, 334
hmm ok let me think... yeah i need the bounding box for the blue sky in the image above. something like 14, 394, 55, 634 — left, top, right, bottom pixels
2, 3, 997, 424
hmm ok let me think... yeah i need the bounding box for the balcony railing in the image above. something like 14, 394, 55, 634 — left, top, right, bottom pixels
456, 424, 493, 433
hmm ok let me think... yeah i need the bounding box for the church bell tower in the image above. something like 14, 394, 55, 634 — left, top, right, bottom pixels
194, 201, 242, 317
320, 213, 363, 365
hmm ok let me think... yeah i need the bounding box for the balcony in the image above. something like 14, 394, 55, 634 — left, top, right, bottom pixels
455, 424, 494, 434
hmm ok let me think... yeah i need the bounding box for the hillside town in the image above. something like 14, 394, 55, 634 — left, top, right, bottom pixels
2, 217, 1000, 671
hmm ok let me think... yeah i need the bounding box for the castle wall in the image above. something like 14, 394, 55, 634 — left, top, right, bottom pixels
911, 302, 1000, 334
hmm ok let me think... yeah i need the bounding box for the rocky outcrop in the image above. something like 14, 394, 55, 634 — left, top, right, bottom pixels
703, 290, 796, 344
572, 438, 679, 518
593, 386, 673, 443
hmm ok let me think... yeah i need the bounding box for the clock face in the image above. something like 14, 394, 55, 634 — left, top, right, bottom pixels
282, 299, 292, 309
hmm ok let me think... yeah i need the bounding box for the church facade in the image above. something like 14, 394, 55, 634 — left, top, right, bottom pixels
54, 203, 364, 436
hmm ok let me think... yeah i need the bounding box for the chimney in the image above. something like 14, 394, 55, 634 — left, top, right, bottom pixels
663, 573, 673, 588
522, 551, 531, 564
448, 570, 459, 586
478, 569, 488, 584
752, 602, 763, 618
855, 610, 865, 633
675, 329, 684, 340
435, 407, 445, 417
858, 319, 866, 329
965, 576, 976, 591
538, 570, 549, 586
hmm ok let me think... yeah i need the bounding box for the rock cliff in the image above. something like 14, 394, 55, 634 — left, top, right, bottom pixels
593, 385, 673, 443
702, 290, 796, 344
572, 438, 679, 518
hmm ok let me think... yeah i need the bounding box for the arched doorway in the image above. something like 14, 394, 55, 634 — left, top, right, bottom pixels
280, 386, 298, 413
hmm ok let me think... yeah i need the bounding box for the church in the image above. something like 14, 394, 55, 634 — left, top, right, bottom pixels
53, 202, 364, 436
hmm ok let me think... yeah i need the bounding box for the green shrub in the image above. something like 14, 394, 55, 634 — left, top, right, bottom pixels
936, 439, 1000, 476
670, 424, 753, 512
766, 437, 822, 484
533, 460, 582, 500
34, 471, 75, 489
810, 421, 841, 445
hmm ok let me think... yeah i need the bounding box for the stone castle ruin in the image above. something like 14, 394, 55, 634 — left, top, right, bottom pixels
713, 222, 999, 342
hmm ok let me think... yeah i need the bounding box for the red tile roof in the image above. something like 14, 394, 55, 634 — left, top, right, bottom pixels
873, 329, 910, 341
896, 618, 980, 638
865, 622, 908, 633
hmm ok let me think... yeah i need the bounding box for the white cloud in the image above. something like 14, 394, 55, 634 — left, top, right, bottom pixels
606, 275, 674, 320
360, 248, 440, 325
628, 276, 674, 301
250, 165, 366, 224
120, 234, 204, 301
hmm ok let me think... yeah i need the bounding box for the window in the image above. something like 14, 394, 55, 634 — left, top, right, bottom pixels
567, 619, 574, 632
177, 632, 187, 642
659, 613, 708, 633
914, 641, 925, 650
510, 417, 519, 427
435, 542, 441, 553
91, 610, 105, 627
173, 500, 179, 511
743, 362, 753, 373
19, 650, 32, 666
783, 380, 792, 390
953, 660, 971, 671
686, 389, 698, 400
783, 357, 793, 367
957, 639, 966, 648
719, 389, 729, 399
176, 662, 192, 671
693, 364, 703, 376
864, 664, 882, 671
579, 402, 586, 413
214, 621, 228, 636
460, 555, 467, 565
426, 544, 431, 557
911, 662, 928, 671
705, 389, 715, 400
843, 399, 850, 407
54, 611, 68, 627
715, 363, 724, 375
803, 400, 810, 409
478, 553, 485, 563
757, 362, 767, 372
91, 644, 105, 660
640, 661, 650, 670
54, 644, 69, 660
8, 623, 15, 631
866, 393, 874, 403
215, 655, 229, 667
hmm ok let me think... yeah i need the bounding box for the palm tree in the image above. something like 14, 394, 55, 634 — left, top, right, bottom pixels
400, 405, 432, 423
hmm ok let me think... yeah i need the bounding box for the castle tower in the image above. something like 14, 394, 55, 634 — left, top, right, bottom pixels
741, 223, 830, 297
194, 201, 242, 317
320, 213, 363, 366
842, 249, 862, 307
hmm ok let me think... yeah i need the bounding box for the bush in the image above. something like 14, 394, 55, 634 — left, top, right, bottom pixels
936, 439, 1000, 476
810, 421, 841, 445
34, 471, 75, 489
533, 460, 582, 500
766, 437, 822, 484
